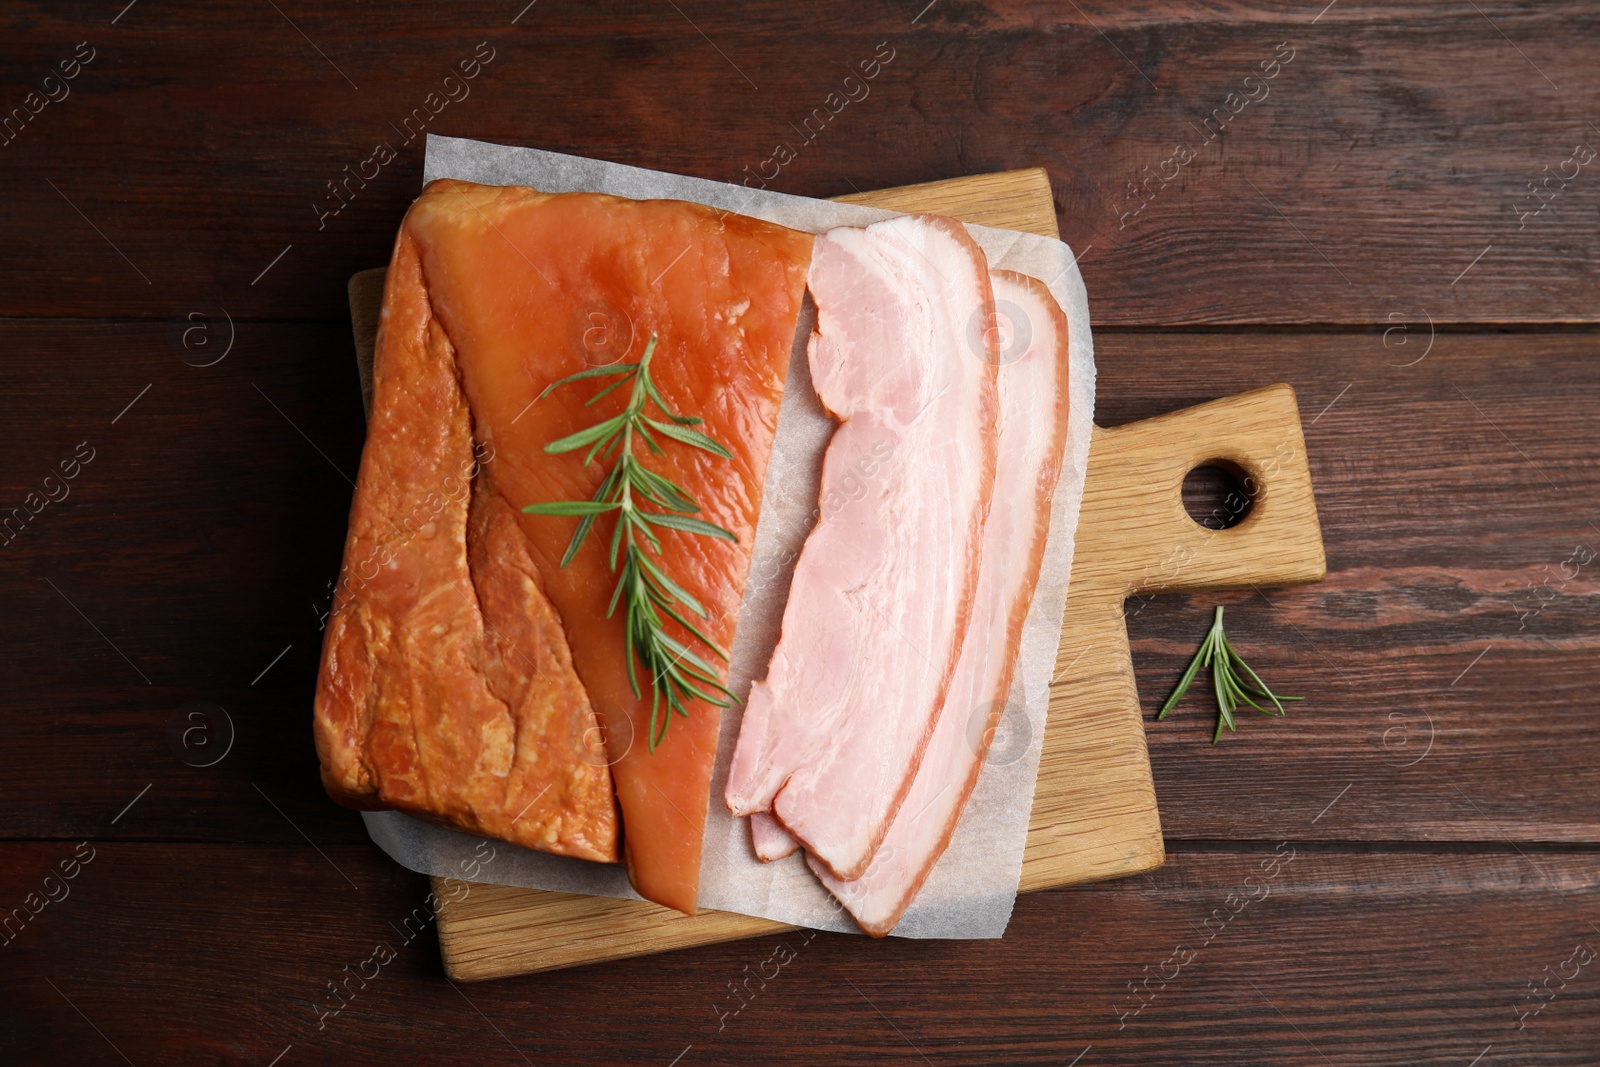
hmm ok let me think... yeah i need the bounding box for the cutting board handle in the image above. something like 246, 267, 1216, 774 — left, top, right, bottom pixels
1077, 382, 1326, 595
1026, 383, 1326, 886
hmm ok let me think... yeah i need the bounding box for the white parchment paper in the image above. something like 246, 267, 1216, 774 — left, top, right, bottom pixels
361, 134, 1096, 938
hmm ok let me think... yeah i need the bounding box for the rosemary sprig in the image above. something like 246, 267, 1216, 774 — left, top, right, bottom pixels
1157, 605, 1301, 743
521, 334, 737, 752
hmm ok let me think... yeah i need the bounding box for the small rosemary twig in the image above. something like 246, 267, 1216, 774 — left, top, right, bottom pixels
1157, 606, 1301, 743
522, 334, 737, 752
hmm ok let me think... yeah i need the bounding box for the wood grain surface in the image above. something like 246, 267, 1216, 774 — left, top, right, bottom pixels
4, 843, 1599, 1066
3, 0, 1599, 1062
831, 167, 1060, 237
4, 3, 1599, 323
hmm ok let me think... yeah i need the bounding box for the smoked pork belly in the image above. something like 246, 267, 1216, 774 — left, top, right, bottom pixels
313, 216, 618, 864
725, 213, 1000, 882
810, 270, 1071, 936
316, 179, 813, 913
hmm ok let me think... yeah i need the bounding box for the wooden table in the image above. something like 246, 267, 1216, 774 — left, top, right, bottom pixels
3, 3, 1597, 1063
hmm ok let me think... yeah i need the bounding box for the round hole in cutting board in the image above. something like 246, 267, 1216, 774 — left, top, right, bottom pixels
1182, 460, 1255, 530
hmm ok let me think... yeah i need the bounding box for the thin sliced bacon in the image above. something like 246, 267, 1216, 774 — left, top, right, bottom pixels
725, 214, 1000, 881
749, 811, 799, 863
809, 270, 1072, 936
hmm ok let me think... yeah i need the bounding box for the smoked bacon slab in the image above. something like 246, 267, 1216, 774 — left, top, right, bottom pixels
316, 179, 813, 914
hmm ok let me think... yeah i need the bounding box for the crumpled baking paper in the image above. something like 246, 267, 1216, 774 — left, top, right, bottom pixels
360, 134, 1096, 938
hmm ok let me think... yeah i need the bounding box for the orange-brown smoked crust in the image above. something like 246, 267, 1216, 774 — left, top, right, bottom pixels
314, 220, 620, 864
315, 179, 814, 912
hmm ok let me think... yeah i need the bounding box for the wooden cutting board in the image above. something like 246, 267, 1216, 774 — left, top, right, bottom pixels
345, 168, 1326, 981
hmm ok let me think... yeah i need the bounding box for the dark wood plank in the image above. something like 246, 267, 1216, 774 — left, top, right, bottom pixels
5, 3, 1595, 1061
2, 843, 1596, 1064
4, 322, 1596, 845
2, 2, 1598, 322
0, 319, 368, 843
1092, 331, 1600, 843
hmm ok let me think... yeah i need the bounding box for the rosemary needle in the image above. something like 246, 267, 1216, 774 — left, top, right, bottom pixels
1157, 605, 1302, 743
522, 334, 737, 752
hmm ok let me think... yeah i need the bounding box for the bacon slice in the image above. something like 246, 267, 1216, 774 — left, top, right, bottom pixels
749, 811, 799, 862
807, 270, 1072, 935
317, 179, 813, 914
725, 214, 1000, 882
